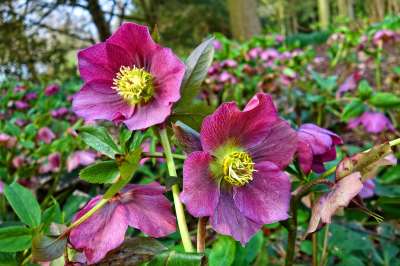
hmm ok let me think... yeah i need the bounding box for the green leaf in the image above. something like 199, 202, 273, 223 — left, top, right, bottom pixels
177, 38, 215, 107
32, 234, 67, 262
78, 126, 120, 158
79, 161, 119, 184
171, 102, 215, 131
117, 147, 142, 180
369, 92, 400, 108
0, 252, 17, 266
0, 226, 32, 252
357, 80, 373, 99
311, 70, 337, 91
4, 182, 41, 228
148, 251, 204, 266
233, 232, 264, 266
209, 236, 236, 266
341, 99, 365, 121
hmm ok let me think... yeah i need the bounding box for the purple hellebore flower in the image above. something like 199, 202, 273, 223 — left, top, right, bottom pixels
297, 124, 343, 174
25, 92, 38, 101
247, 47, 262, 59
180, 93, 297, 244
72, 22, 185, 130
14, 100, 29, 110
37, 127, 56, 144
44, 84, 60, 96
51, 107, 69, 118
221, 59, 238, 68
275, 35, 285, 44
69, 182, 176, 264
39, 152, 61, 174
348, 112, 394, 134
12, 155, 25, 168
260, 48, 279, 62
13, 85, 26, 93
0, 133, 17, 148
337, 70, 362, 97
15, 119, 27, 127
373, 30, 398, 46
359, 179, 375, 199
208, 63, 221, 75
218, 71, 237, 84
212, 40, 222, 50
67, 151, 96, 172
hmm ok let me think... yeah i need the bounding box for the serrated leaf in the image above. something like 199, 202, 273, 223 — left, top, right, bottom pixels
369, 92, 400, 108
0, 226, 32, 252
4, 182, 41, 228
177, 38, 215, 107
233, 232, 264, 266
79, 126, 120, 158
209, 236, 236, 266
32, 234, 67, 262
341, 99, 365, 121
357, 80, 373, 99
79, 161, 119, 184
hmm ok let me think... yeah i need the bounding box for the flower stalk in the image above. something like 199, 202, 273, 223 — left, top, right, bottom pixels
197, 217, 207, 253
159, 127, 194, 252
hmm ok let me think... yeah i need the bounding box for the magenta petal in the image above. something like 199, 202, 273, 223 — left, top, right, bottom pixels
106, 22, 158, 67
233, 162, 290, 224
72, 80, 134, 122
69, 197, 128, 264
78, 43, 115, 82
105, 42, 134, 72
359, 179, 375, 198
121, 183, 176, 237
210, 190, 262, 245
150, 47, 185, 104
249, 120, 298, 168
200, 93, 279, 152
123, 100, 171, 130
297, 140, 313, 174
181, 151, 220, 217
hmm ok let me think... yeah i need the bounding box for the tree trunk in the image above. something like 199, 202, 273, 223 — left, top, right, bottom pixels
318, 0, 330, 30
86, 0, 111, 41
338, 0, 354, 20
227, 0, 262, 41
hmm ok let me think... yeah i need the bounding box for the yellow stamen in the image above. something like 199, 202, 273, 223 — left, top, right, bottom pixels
222, 151, 255, 186
112, 66, 154, 105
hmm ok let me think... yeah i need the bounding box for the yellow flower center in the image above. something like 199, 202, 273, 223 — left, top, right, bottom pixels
112, 66, 154, 105
222, 151, 255, 186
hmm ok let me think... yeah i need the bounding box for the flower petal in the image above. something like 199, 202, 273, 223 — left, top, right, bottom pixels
69, 197, 128, 264
200, 93, 279, 153
123, 100, 171, 130
359, 179, 375, 199
150, 47, 185, 104
233, 162, 290, 224
248, 120, 298, 168
72, 80, 134, 122
297, 140, 313, 174
181, 151, 219, 217
121, 183, 176, 237
78, 43, 115, 82
105, 42, 134, 71
106, 22, 159, 67
172, 122, 202, 153
210, 190, 262, 245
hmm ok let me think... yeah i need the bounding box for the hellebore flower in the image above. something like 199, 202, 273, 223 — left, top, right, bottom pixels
306, 172, 363, 234
373, 30, 399, 46
25, 92, 38, 101
0, 133, 17, 148
247, 47, 262, 60
69, 182, 176, 264
37, 127, 56, 144
297, 124, 343, 174
212, 40, 222, 50
51, 107, 69, 118
12, 155, 25, 168
180, 93, 297, 244
73, 22, 185, 130
275, 35, 285, 44
337, 70, 362, 97
15, 100, 29, 110
348, 112, 394, 134
39, 152, 61, 174
221, 59, 238, 68
67, 151, 96, 172
13, 85, 26, 93
44, 84, 60, 96
359, 179, 375, 199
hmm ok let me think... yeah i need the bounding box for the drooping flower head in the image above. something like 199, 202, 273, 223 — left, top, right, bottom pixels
297, 124, 343, 174
37, 127, 56, 144
348, 111, 394, 134
69, 182, 176, 264
179, 93, 297, 244
0, 133, 17, 148
73, 22, 185, 130
44, 84, 60, 96
39, 152, 61, 174
372, 29, 399, 46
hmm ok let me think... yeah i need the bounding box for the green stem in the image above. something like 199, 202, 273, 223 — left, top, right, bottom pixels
142, 151, 186, 160
159, 127, 194, 252
312, 233, 318, 266
197, 217, 207, 253
319, 224, 330, 266
285, 197, 298, 266
375, 41, 383, 89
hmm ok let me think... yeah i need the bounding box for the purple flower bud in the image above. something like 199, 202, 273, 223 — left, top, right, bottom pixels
13, 85, 26, 93
247, 47, 262, 59
67, 151, 96, 172
51, 107, 69, 118
39, 152, 61, 174
37, 127, 56, 144
25, 92, 38, 101
297, 124, 343, 174
44, 84, 60, 96
0, 133, 17, 148
212, 40, 222, 50
221, 59, 237, 68
12, 155, 25, 168
337, 70, 362, 97
275, 34, 285, 43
